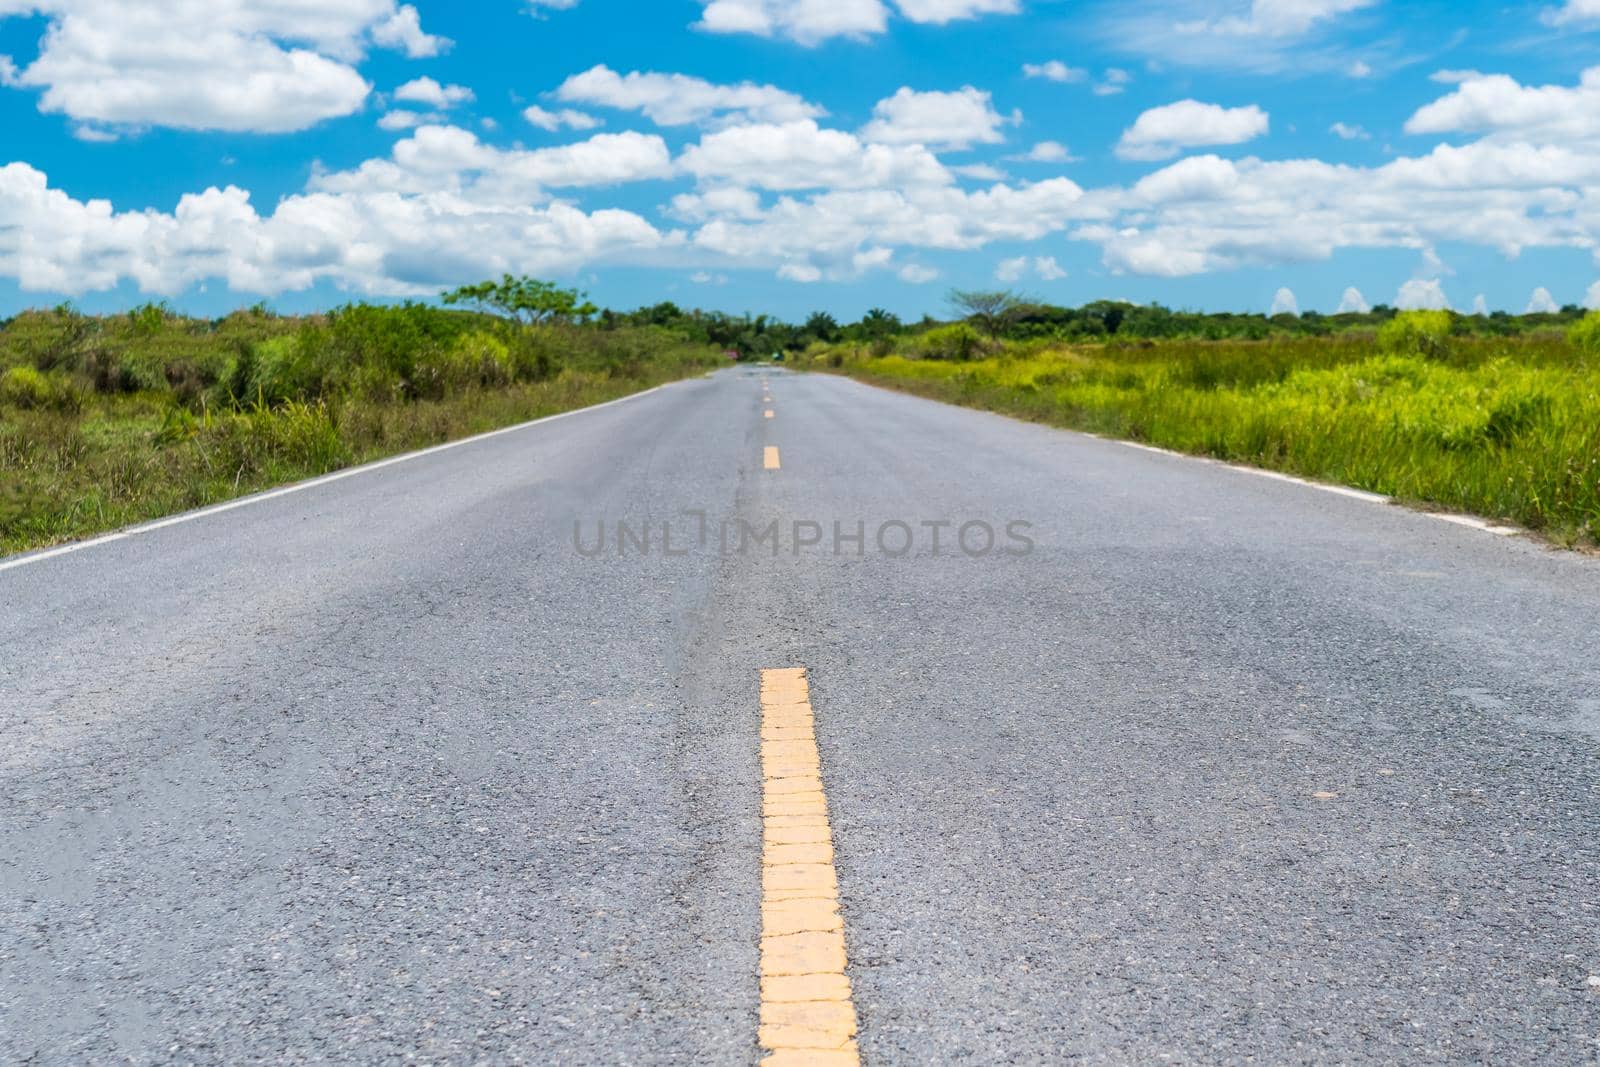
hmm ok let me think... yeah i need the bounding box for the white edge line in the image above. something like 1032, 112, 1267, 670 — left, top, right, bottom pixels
1114, 440, 1525, 538
0, 379, 680, 574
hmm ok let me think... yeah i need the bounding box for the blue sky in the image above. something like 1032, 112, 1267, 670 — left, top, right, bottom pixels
2, 0, 1599, 320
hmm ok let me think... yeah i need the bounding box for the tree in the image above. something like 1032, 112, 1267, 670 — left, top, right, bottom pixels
858, 307, 901, 339
805, 311, 841, 343
441, 275, 598, 325
947, 289, 1024, 337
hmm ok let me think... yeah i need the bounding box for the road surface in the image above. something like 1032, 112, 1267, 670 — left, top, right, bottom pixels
3, 367, 1598, 1064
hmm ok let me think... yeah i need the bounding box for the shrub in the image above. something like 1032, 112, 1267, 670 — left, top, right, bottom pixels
1567, 310, 1600, 351
412, 330, 513, 397
913, 323, 990, 361
0, 365, 80, 411
1378, 310, 1453, 358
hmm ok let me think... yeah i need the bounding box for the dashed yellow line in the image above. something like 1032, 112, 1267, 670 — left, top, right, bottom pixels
759, 668, 860, 1066
764, 446, 781, 470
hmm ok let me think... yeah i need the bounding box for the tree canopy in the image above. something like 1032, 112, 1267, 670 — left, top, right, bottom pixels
442, 275, 598, 325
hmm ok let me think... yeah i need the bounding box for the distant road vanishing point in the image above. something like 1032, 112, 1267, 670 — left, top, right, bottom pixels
3, 367, 1598, 1064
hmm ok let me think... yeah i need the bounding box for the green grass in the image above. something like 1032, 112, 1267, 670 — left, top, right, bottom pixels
0, 304, 721, 555
805, 327, 1600, 546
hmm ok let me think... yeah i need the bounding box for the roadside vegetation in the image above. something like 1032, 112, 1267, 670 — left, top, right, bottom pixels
795, 293, 1600, 547
0, 279, 725, 554
5, 281, 1598, 555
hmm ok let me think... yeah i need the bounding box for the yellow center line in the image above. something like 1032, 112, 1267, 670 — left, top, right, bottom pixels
764, 446, 781, 470
759, 668, 860, 1066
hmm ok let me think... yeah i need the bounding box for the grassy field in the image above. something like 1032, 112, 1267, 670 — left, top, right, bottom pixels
802, 316, 1600, 547
0, 303, 721, 556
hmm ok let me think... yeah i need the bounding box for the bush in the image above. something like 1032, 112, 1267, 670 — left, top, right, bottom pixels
412, 330, 513, 397
237, 333, 328, 404
913, 323, 990, 361
1567, 310, 1600, 351
0, 365, 80, 411
1378, 310, 1453, 358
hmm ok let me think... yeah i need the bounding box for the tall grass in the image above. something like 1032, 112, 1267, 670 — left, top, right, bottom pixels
808, 325, 1600, 545
0, 304, 721, 554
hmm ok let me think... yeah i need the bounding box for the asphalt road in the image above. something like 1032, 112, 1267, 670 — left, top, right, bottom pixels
2, 366, 1598, 1064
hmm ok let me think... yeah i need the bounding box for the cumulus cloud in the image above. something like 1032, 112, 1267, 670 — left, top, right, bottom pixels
898, 263, 940, 283
1115, 100, 1269, 161
860, 87, 1009, 150
1472, 293, 1489, 315
1269, 286, 1299, 314
694, 0, 890, 43
1405, 68, 1600, 142
995, 255, 1065, 282
679, 120, 951, 190
0, 0, 446, 134
553, 65, 823, 128
1336, 286, 1370, 313
0, 149, 671, 297
1396, 278, 1451, 310
1009, 141, 1075, 163
393, 77, 473, 109
1526, 286, 1559, 313
1330, 122, 1369, 140
523, 105, 602, 132
693, 0, 1017, 43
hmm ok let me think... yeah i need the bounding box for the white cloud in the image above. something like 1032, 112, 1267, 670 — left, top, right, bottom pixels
1586, 281, 1600, 309
951, 162, 1007, 180
1115, 100, 1270, 161
1526, 286, 1559, 313
527, 0, 581, 12
1176, 0, 1378, 37
1405, 68, 1600, 142
692, 0, 1017, 43
1105, 0, 1376, 73
899, 263, 939, 282
1035, 255, 1066, 280
1330, 122, 1369, 140
1541, 0, 1600, 26
0, 149, 671, 297
679, 120, 951, 191
1269, 286, 1299, 314
378, 110, 429, 131
1396, 279, 1451, 310
371, 5, 448, 57
553, 65, 823, 128
1011, 141, 1075, 163
1472, 294, 1489, 315
895, 0, 1018, 21
694, 0, 890, 44
861, 86, 1009, 150
778, 262, 824, 282
996, 255, 1065, 282
311, 125, 674, 199
1336, 286, 1370, 313
393, 77, 473, 109
1022, 60, 1087, 83
1093, 69, 1132, 96
523, 105, 602, 132
0, 0, 447, 134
